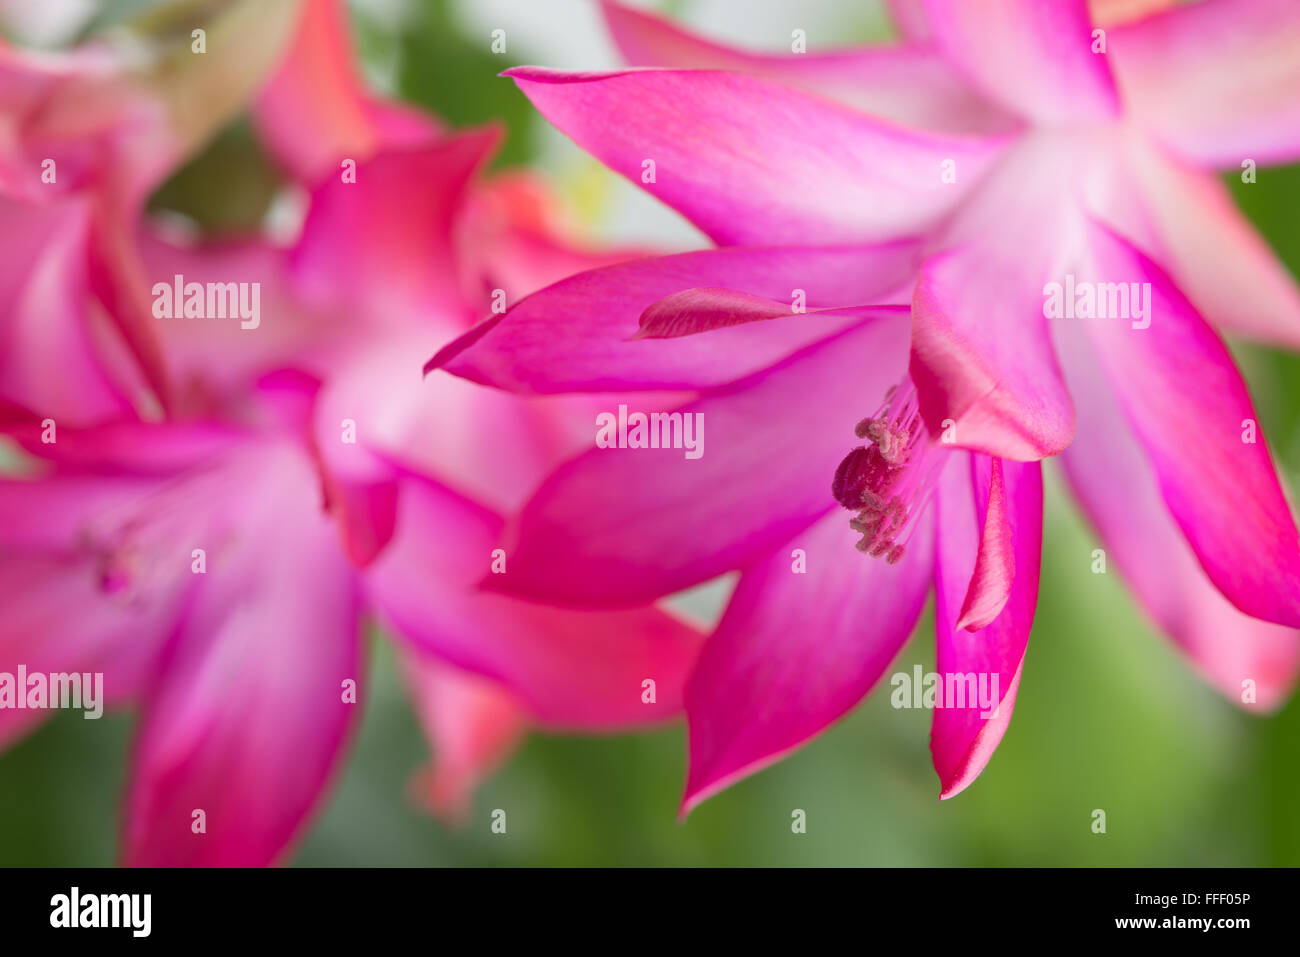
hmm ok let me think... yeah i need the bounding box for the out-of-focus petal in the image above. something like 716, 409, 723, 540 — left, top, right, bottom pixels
682, 507, 934, 815
598, 0, 1014, 134
458, 171, 656, 310
920, 0, 1119, 123
1088, 0, 1174, 27
0, 474, 189, 747
400, 651, 526, 824
0, 194, 135, 424
1056, 275, 1300, 708
315, 328, 632, 521
124, 445, 361, 867
1110, 0, 1300, 168
367, 474, 703, 727
291, 130, 500, 323
137, 231, 352, 414
254, 0, 439, 183
883, 0, 931, 39
1092, 134, 1300, 350
506, 66, 1011, 246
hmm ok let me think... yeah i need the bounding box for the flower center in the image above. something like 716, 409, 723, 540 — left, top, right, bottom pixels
79, 465, 232, 604
830, 379, 941, 563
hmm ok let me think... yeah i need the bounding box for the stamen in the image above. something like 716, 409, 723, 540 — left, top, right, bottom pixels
79, 462, 233, 604
830, 378, 942, 563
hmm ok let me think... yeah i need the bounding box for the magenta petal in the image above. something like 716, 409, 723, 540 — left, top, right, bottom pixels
367, 475, 704, 728
910, 246, 1075, 460
488, 317, 911, 607
124, 451, 362, 867
1073, 223, 1300, 628
931, 454, 1042, 799
3, 419, 240, 476
506, 66, 1010, 246
955, 458, 1015, 632
1110, 0, 1300, 167
1057, 288, 1300, 707
291, 130, 499, 321
430, 242, 920, 393
635, 287, 906, 339
598, 0, 1013, 134
682, 508, 934, 815
921, 0, 1119, 123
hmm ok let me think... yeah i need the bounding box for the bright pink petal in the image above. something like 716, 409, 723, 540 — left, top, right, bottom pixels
910, 245, 1075, 460
124, 445, 362, 867
486, 318, 912, 607
682, 507, 934, 814
920, 0, 1118, 123
955, 458, 1014, 632
1057, 317, 1300, 709
599, 0, 1013, 134
931, 454, 1042, 799
1070, 222, 1300, 629
506, 66, 1011, 246
367, 474, 704, 728
429, 242, 921, 393
400, 652, 526, 823
1110, 0, 1300, 168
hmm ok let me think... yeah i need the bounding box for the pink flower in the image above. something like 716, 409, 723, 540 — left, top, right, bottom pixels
0, 1, 304, 414
426, 0, 1300, 809
0, 0, 703, 863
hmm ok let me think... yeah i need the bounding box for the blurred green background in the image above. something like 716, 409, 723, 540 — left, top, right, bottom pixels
1, 0, 1298, 866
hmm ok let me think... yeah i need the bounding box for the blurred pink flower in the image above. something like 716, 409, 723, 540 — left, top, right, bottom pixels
0, 1, 302, 412
427, 0, 1300, 808
0, 0, 703, 863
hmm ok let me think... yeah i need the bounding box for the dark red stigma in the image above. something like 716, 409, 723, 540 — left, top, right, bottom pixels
831, 444, 900, 511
